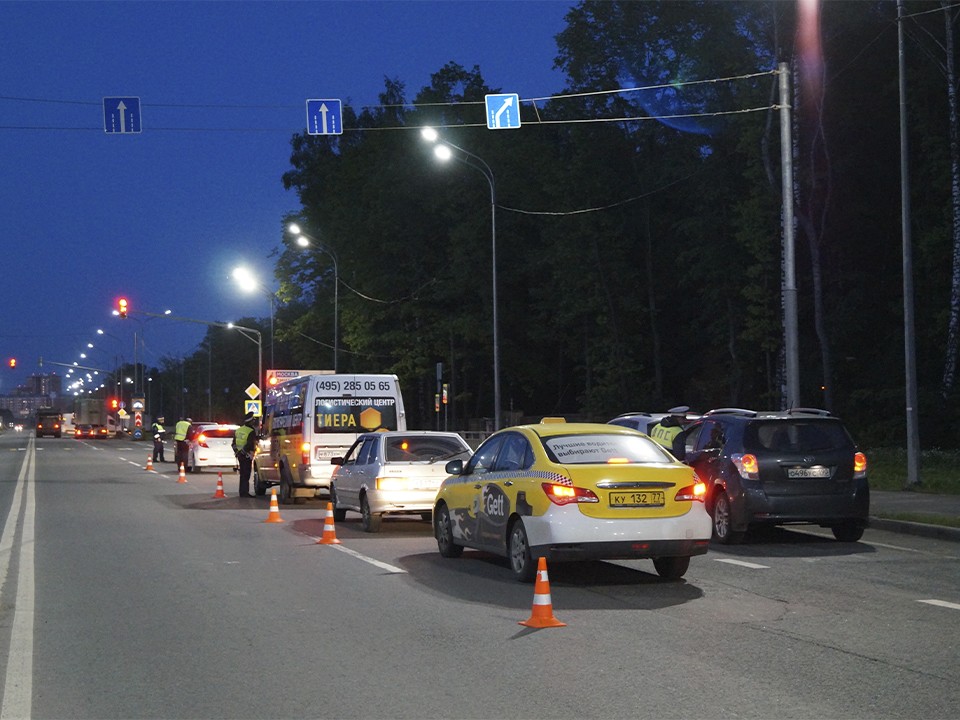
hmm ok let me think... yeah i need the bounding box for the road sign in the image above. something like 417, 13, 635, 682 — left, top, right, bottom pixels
245, 400, 262, 417
103, 97, 142, 134
484, 93, 521, 130
245, 383, 261, 400
306, 99, 343, 136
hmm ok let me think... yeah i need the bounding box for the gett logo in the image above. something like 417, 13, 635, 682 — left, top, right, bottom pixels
483, 486, 508, 518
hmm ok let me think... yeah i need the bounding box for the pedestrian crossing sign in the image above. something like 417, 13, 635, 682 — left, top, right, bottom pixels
245, 400, 262, 417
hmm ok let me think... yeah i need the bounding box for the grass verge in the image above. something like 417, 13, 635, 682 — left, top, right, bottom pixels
866, 448, 960, 494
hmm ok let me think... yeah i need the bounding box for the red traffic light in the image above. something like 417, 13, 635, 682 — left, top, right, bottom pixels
117, 297, 128, 318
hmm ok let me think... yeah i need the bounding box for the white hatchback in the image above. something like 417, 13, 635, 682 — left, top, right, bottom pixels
330, 431, 473, 532
185, 422, 240, 473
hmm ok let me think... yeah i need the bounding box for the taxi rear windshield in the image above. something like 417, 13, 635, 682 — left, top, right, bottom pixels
314, 397, 399, 433
543, 434, 672, 465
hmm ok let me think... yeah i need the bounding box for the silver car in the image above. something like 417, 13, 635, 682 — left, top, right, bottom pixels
330, 431, 473, 532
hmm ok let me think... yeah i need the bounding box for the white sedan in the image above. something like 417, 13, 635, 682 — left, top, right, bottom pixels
185, 423, 240, 473
330, 431, 473, 532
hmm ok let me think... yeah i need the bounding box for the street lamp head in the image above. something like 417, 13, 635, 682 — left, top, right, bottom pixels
421, 127, 439, 143
296, 235, 310, 248
232, 266, 258, 293
287, 222, 301, 236
434, 145, 453, 162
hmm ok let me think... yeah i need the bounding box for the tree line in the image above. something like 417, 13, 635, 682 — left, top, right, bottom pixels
153, 1, 960, 449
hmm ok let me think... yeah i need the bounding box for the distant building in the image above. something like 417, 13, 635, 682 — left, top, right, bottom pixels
0, 373, 65, 418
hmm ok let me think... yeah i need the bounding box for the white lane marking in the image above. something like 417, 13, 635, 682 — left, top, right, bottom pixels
714, 558, 770, 569
918, 599, 960, 611
325, 543, 407, 574
1, 434, 36, 719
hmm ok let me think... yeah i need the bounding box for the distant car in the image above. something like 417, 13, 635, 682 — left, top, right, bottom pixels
433, 419, 711, 582
675, 408, 869, 543
74, 425, 111, 439
608, 406, 700, 436
184, 422, 240, 473
330, 431, 473, 532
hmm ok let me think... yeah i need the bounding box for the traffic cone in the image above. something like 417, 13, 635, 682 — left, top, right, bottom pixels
264, 488, 284, 523
518, 557, 566, 628
212, 472, 226, 499
316, 502, 342, 545
145, 455, 153, 471
177, 463, 187, 483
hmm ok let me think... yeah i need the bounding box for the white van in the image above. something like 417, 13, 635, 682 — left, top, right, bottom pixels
253, 372, 406, 504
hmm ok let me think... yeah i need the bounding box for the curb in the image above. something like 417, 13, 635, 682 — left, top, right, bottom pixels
869, 516, 960, 543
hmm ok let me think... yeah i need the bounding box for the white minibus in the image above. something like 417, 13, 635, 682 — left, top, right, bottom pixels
253, 372, 406, 503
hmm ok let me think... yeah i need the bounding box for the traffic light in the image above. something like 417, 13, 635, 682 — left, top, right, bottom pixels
109, 398, 119, 410
117, 297, 128, 318
7, 358, 15, 368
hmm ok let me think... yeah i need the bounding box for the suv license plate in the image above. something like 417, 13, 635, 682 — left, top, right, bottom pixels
787, 467, 830, 479
610, 491, 665, 508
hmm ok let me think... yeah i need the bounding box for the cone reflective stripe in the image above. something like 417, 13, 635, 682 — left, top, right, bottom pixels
145, 455, 153, 471
264, 488, 284, 523
519, 557, 566, 628
317, 501, 341, 544
212, 472, 226, 499
177, 463, 187, 483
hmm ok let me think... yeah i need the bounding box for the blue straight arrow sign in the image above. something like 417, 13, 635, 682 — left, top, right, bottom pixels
103, 97, 142, 134
306, 99, 343, 136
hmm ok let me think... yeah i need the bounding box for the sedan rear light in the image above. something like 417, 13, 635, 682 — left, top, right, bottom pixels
675, 475, 707, 502
542, 482, 599, 505
197, 433, 209, 448
731, 453, 759, 480
853, 451, 867, 479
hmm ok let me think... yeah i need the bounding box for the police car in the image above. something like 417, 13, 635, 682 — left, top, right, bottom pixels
433, 418, 711, 582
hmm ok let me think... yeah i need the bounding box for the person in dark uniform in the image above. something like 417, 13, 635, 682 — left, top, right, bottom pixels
151, 416, 167, 463
232, 412, 259, 498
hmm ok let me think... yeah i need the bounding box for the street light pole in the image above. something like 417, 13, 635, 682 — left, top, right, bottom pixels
421, 128, 501, 430
288, 223, 339, 373
232, 267, 276, 369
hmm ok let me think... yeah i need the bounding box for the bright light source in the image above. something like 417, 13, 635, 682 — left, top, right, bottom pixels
421, 127, 439, 143
288, 222, 301, 235
434, 145, 453, 161
296, 235, 310, 248
232, 266, 258, 293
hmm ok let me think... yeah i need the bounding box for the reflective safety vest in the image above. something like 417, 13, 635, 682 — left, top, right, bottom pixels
152, 422, 165, 438
234, 425, 255, 454
650, 422, 681, 450
174, 420, 191, 441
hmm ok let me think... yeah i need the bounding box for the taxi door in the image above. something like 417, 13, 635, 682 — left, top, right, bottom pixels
444, 434, 504, 547
477, 432, 534, 551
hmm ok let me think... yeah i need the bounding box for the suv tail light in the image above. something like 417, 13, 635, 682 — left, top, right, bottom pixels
542, 482, 599, 505
732, 453, 759, 480
853, 451, 867, 479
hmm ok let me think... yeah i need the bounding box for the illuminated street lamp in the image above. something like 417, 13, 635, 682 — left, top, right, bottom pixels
232, 266, 276, 369
420, 127, 501, 430
287, 223, 339, 372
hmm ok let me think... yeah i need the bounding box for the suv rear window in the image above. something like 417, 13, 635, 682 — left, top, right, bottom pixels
745, 420, 853, 454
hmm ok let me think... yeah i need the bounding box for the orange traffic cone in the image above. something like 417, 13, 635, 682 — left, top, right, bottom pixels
177, 463, 187, 483
519, 557, 566, 628
316, 502, 342, 545
264, 488, 284, 523
145, 455, 153, 471
212, 472, 226, 499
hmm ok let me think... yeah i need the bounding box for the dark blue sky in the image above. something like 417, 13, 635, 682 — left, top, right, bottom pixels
0, 0, 572, 393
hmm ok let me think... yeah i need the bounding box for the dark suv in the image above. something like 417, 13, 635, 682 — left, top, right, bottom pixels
676, 408, 869, 544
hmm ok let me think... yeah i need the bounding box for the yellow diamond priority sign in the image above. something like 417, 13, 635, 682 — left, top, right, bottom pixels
245, 383, 261, 399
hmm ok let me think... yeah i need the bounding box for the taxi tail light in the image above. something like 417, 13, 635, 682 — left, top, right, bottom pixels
542, 482, 599, 505
675, 475, 707, 502
731, 453, 759, 480
853, 451, 867, 479
301, 442, 311, 467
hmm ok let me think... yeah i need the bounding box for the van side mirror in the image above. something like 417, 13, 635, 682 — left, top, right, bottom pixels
445, 458, 464, 475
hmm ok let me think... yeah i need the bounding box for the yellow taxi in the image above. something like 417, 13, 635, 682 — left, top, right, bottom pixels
433, 419, 711, 582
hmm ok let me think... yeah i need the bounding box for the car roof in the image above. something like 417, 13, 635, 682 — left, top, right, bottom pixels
703, 407, 838, 421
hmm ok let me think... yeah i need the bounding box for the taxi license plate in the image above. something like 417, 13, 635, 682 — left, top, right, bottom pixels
609, 491, 665, 508
786, 467, 830, 479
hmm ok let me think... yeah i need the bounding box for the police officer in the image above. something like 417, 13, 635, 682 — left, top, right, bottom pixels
233, 412, 258, 498
174, 417, 192, 468
649, 406, 689, 457
151, 416, 167, 463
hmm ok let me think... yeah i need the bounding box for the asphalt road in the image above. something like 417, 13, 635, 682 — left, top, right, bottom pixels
1, 432, 958, 719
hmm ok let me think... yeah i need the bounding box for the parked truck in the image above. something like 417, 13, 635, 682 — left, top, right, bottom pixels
74, 398, 116, 439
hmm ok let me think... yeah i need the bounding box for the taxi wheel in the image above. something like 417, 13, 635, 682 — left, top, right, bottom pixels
653, 556, 690, 580
508, 521, 536, 583
435, 505, 463, 558
360, 495, 382, 533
